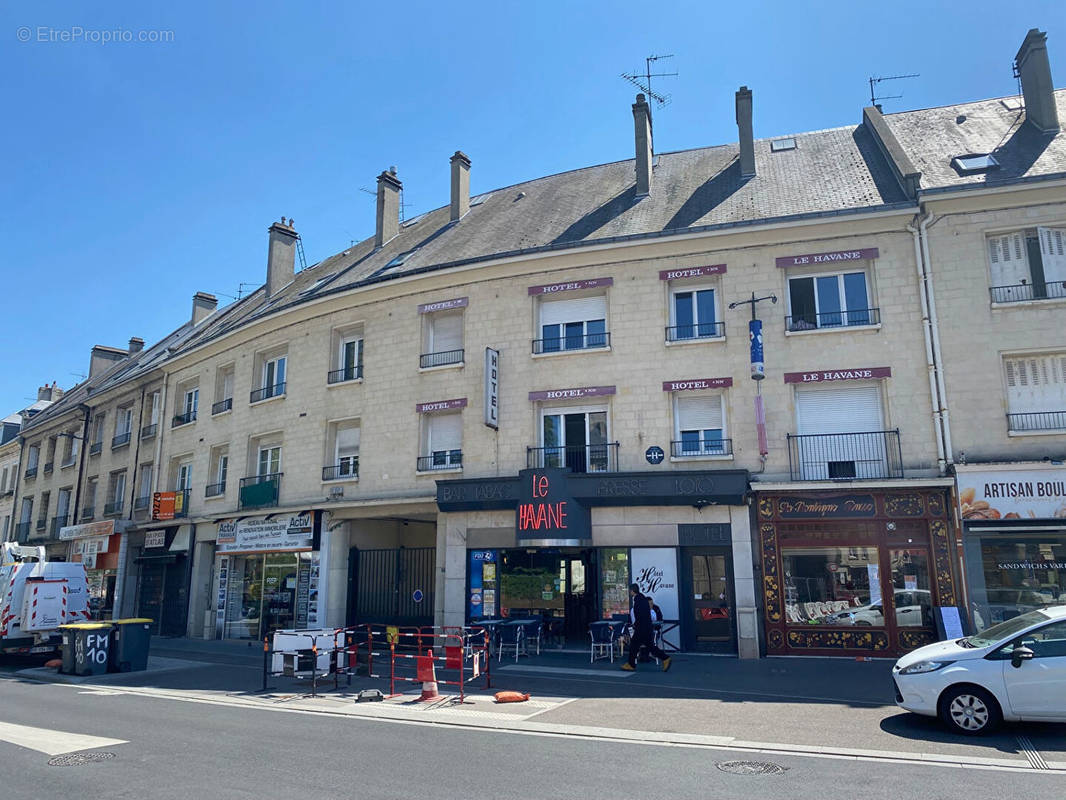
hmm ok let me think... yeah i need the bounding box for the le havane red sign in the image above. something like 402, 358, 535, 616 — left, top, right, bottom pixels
775, 247, 879, 268
784, 367, 891, 384
658, 264, 727, 281
418, 296, 468, 314
528, 385, 616, 402
415, 397, 468, 413
662, 377, 733, 392
527, 277, 613, 296
516, 469, 590, 540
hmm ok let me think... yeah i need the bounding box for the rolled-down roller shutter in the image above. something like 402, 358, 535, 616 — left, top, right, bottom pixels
428, 412, 462, 453
795, 385, 885, 479
430, 312, 463, 351
540, 295, 607, 327
676, 394, 723, 432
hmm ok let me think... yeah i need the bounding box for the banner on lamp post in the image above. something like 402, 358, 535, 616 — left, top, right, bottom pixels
749, 319, 764, 380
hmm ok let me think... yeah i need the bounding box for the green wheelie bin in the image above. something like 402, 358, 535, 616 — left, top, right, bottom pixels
108, 618, 153, 672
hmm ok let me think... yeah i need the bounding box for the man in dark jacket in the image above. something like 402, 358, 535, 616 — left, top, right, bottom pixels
621, 583, 671, 671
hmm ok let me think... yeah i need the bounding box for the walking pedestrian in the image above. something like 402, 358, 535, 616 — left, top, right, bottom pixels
621, 583, 671, 671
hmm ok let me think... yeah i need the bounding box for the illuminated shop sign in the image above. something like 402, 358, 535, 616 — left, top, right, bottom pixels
515, 468, 590, 541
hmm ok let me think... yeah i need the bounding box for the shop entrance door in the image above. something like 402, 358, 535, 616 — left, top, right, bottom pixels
497, 548, 598, 644
542, 411, 610, 473
261, 553, 300, 638
884, 547, 935, 644
681, 547, 736, 653
562, 551, 597, 641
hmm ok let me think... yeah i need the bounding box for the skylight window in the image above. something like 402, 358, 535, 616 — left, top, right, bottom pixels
469, 192, 493, 207
951, 154, 999, 175
385, 253, 407, 268
299, 274, 336, 295
770, 138, 796, 152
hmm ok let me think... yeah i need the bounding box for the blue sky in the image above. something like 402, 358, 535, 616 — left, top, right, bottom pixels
1, 0, 1063, 415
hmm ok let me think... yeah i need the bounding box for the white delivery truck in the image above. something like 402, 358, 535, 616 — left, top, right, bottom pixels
0, 542, 90, 655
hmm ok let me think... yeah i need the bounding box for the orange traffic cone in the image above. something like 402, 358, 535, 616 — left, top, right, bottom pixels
417, 648, 440, 701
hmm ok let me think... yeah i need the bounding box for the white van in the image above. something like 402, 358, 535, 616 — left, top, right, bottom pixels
0, 543, 90, 655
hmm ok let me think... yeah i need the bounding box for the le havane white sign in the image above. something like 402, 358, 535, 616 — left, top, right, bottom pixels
630, 547, 680, 649
957, 467, 1066, 521
484, 348, 499, 429
216, 514, 314, 554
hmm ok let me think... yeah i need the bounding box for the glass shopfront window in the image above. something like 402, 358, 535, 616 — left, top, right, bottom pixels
223, 552, 313, 640
599, 548, 630, 619
887, 549, 933, 628
971, 536, 1066, 630
783, 546, 880, 625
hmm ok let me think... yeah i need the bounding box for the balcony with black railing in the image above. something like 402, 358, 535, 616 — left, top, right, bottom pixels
1007, 410, 1066, 432
323, 458, 359, 481
419, 350, 464, 369
250, 383, 286, 404
416, 451, 462, 472
172, 411, 197, 427
104, 500, 124, 516
212, 398, 233, 415
665, 321, 725, 342
133, 495, 151, 512
90, 441, 103, 456
112, 431, 131, 449
80, 506, 95, 520
173, 488, 191, 518
61, 455, 77, 468
670, 438, 733, 458
43, 462, 54, 474
24, 466, 37, 479
205, 481, 226, 498
532, 332, 610, 355
328, 365, 364, 384
50, 515, 69, 536
990, 281, 1066, 304
141, 423, 158, 440
786, 308, 880, 332
239, 474, 281, 509
526, 443, 620, 473
35, 518, 46, 532
15, 521, 32, 539
786, 429, 903, 481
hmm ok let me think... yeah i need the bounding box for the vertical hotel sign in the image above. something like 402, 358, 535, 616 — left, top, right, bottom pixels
484, 348, 499, 429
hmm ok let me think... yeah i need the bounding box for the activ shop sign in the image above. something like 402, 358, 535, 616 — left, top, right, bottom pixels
216, 513, 316, 554
957, 466, 1066, 521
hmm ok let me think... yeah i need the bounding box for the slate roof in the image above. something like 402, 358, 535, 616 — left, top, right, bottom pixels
885, 89, 1066, 191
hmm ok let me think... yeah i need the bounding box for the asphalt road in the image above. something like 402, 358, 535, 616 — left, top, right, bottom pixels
0, 671, 1061, 800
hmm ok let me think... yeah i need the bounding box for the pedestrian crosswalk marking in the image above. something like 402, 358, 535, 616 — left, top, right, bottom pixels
0, 721, 127, 756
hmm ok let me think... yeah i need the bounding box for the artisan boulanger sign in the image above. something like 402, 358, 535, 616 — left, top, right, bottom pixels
415, 397, 468, 413
775, 494, 877, 518
784, 367, 891, 384
527, 277, 613, 295
418, 296, 468, 313
529, 386, 615, 402
775, 247, 879, 268
663, 377, 733, 392
516, 468, 591, 541
956, 466, 1066, 520
658, 264, 726, 280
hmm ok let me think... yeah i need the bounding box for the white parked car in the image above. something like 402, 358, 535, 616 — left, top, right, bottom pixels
829, 589, 932, 627
893, 605, 1066, 734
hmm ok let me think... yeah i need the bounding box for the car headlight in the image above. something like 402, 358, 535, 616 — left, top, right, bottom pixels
898, 659, 954, 675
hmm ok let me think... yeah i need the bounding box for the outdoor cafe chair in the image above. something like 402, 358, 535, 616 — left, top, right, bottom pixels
498, 621, 526, 662
517, 618, 542, 655
588, 620, 623, 663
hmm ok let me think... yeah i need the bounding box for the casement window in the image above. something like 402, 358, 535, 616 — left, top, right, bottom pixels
137, 464, 153, 503
149, 391, 161, 425
673, 394, 728, 457
988, 227, 1066, 302
26, 444, 39, 470
37, 492, 50, 527
19, 497, 33, 524
338, 336, 364, 380
1004, 353, 1066, 432
216, 454, 229, 487
256, 355, 287, 400
537, 295, 608, 353
115, 407, 133, 436
56, 488, 71, 522
539, 408, 611, 473
325, 422, 360, 479
176, 462, 193, 491
106, 471, 126, 514
668, 287, 721, 341
787, 271, 872, 331
419, 412, 463, 471
83, 478, 98, 517
421, 312, 464, 368
173, 387, 198, 426
793, 384, 890, 480
0, 467, 7, 493
257, 445, 281, 477
63, 431, 79, 465
213, 367, 234, 414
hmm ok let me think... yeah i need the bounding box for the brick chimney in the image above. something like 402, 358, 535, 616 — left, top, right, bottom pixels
192, 292, 218, 325
632, 93, 653, 196
266, 218, 298, 297
375, 168, 402, 247
128, 337, 145, 354
450, 152, 471, 222
736, 86, 755, 178
1016, 29, 1059, 133
37, 382, 61, 401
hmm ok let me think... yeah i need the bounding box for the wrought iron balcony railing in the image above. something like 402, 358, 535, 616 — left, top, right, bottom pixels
323, 459, 359, 481
417, 451, 462, 472
526, 443, 620, 473
670, 438, 733, 458
1007, 410, 1066, 432
419, 350, 464, 369
172, 411, 196, 427
665, 321, 725, 341
141, 423, 158, 440
250, 383, 286, 403
212, 398, 233, 415
90, 441, 103, 455
205, 481, 226, 498
50, 515, 69, 536
532, 332, 610, 354
104, 500, 124, 516
786, 429, 903, 481
786, 308, 880, 332
328, 365, 364, 383
112, 431, 131, 449
990, 281, 1066, 304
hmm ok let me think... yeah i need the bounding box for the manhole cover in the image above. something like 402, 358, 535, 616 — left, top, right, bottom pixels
48, 752, 117, 767
715, 760, 788, 776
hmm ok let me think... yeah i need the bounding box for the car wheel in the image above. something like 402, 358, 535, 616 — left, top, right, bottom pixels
938, 685, 1001, 735
854, 620, 872, 626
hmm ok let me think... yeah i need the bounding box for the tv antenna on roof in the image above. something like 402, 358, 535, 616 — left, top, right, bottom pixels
868, 73, 919, 110
621, 54, 677, 108
359, 186, 411, 222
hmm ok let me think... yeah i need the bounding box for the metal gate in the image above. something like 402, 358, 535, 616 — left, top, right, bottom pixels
348, 547, 435, 627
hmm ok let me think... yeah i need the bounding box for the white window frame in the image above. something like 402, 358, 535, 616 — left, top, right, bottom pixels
138, 464, 153, 500
182, 388, 199, 419
26, 444, 39, 470
115, 406, 133, 437
176, 462, 193, 491
672, 393, 728, 457
56, 487, 71, 520
332, 422, 360, 479
92, 414, 106, 445
149, 391, 161, 425
668, 284, 722, 341
988, 227, 1066, 302
1004, 353, 1066, 433
261, 356, 287, 393
786, 269, 872, 331
19, 497, 33, 524
538, 404, 611, 472
257, 445, 281, 477
337, 336, 364, 381
420, 412, 463, 470
108, 471, 127, 505
537, 294, 609, 353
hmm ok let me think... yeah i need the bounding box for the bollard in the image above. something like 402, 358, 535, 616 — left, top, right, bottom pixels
310, 639, 318, 698
256, 636, 276, 693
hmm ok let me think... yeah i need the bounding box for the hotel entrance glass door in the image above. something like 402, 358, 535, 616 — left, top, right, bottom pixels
682, 547, 737, 653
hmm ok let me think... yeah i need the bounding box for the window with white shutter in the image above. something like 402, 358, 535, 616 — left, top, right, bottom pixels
421, 312, 464, 367
673, 394, 727, 456
793, 385, 889, 480
538, 295, 608, 352
333, 424, 361, 477
988, 232, 1030, 291
1004, 353, 1066, 431
1038, 227, 1066, 298
421, 412, 462, 470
